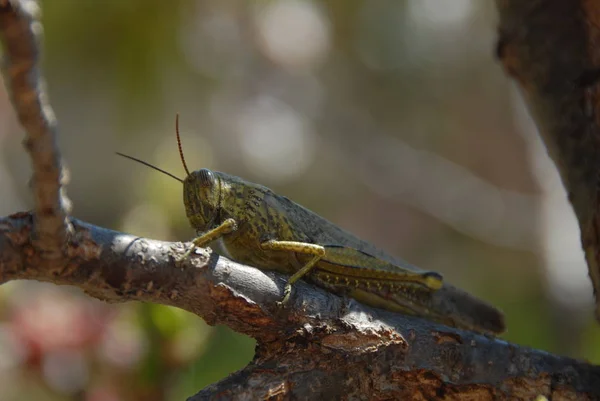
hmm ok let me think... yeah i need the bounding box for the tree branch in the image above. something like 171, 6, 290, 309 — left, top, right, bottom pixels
0, 212, 599, 400
495, 0, 600, 320
0, 0, 70, 263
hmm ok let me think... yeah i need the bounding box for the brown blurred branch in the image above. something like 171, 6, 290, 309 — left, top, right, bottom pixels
495, 0, 600, 320
0, 0, 70, 263
0, 0, 598, 399
0, 212, 598, 400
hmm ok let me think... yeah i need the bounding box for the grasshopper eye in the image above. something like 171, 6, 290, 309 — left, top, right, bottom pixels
197, 168, 215, 188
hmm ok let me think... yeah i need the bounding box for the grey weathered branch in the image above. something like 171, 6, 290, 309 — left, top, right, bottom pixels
495, 0, 600, 319
0, 0, 69, 263
0, 212, 598, 400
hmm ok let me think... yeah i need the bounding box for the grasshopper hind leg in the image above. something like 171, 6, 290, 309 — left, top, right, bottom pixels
260, 240, 326, 306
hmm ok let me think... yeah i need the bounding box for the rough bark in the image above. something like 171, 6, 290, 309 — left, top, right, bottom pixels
0, 0, 69, 263
0, 0, 598, 400
1, 212, 599, 400
496, 0, 600, 320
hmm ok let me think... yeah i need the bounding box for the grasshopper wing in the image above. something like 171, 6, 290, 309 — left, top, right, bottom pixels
269, 193, 506, 334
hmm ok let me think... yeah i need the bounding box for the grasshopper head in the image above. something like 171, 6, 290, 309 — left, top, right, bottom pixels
183, 168, 222, 232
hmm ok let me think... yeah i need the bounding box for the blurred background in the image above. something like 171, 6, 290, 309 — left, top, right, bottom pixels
0, 0, 596, 400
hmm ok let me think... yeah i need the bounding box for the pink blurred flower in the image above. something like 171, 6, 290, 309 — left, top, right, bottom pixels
8, 286, 114, 368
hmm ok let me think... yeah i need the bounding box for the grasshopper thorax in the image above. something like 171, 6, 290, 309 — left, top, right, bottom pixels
183, 168, 222, 233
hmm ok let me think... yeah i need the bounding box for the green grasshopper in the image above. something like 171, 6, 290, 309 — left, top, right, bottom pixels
117, 116, 505, 335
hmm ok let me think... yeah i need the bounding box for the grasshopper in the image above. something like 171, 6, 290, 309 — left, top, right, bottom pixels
117, 116, 505, 335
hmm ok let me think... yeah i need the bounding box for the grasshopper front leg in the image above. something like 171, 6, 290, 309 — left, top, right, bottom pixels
180, 218, 238, 261
260, 240, 326, 306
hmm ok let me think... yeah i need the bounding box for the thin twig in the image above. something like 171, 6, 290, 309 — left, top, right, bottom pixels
0, 0, 70, 262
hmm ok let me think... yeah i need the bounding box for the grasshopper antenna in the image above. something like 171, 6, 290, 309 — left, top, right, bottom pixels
176, 113, 191, 177
115, 152, 184, 183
